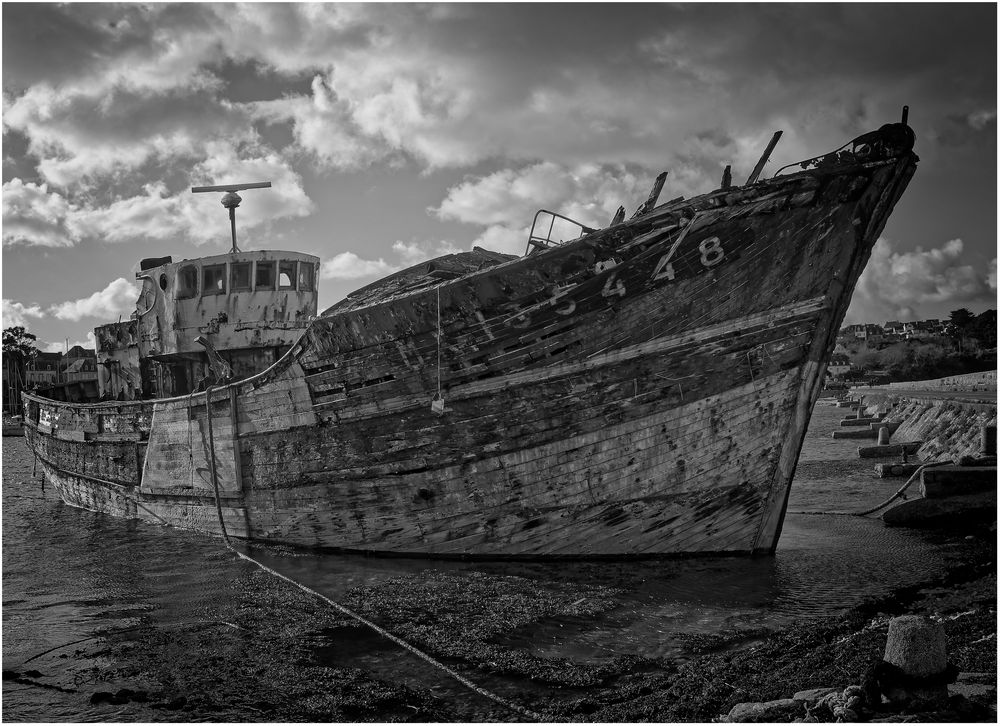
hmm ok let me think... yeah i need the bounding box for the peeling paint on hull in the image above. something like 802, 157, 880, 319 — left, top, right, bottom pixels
23, 140, 918, 558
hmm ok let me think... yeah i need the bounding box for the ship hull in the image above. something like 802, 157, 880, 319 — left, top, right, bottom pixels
23, 146, 917, 558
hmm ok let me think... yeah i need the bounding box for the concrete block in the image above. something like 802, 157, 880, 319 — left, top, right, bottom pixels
870, 421, 902, 434
884, 616, 947, 678
840, 417, 883, 427
882, 491, 997, 528
920, 466, 997, 498
833, 429, 877, 440
983, 424, 997, 456
858, 441, 922, 458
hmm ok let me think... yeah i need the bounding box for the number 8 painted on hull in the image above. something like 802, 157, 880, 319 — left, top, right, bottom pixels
699, 237, 724, 267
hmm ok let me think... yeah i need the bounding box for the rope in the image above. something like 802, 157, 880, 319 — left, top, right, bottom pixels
788, 460, 952, 517
204, 385, 231, 546
436, 285, 442, 399
852, 460, 951, 516
199, 381, 545, 721
228, 547, 546, 721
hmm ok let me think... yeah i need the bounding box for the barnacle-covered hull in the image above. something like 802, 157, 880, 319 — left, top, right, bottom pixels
24, 125, 917, 557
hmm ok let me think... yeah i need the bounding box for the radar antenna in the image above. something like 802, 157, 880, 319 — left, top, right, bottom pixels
191, 181, 272, 253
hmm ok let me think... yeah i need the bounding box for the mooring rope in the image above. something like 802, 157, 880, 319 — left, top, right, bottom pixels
852, 460, 951, 516
199, 386, 546, 722
436, 285, 443, 401
789, 460, 952, 517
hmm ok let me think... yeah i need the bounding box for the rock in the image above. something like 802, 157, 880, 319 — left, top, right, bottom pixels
883, 616, 947, 677
793, 687, 839, 703
845, 695, 864, 712
833, 706, 858, 722
727, 698, 803, 722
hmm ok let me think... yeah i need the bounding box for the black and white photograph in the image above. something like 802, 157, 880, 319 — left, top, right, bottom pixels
2, 2, 996, 722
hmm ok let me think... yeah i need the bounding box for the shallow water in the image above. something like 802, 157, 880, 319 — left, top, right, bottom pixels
2, 404, 968, 720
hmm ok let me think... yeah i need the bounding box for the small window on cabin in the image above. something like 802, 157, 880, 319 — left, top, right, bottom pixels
203, 264, 227, 295
279, 261, 296, 290
231, 261, 252, 292
255, 261, 275, 290
177, 265, 198, 299
298, 262, 315, 292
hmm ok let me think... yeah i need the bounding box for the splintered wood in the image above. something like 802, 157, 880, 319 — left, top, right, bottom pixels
21, 148, 918, 557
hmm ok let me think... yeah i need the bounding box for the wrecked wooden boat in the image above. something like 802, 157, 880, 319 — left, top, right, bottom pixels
23, 114, 918, 557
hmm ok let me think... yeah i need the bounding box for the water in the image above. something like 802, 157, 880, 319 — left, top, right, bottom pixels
2, 405, 969, 720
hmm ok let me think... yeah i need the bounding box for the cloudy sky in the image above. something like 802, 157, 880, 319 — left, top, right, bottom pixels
2, 3, 996, 352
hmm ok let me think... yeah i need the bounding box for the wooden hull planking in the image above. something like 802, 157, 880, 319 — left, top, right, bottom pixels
23, 150, 918, 557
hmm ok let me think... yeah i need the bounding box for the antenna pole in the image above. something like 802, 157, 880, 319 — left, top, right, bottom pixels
190, 181, 272, 253
228, 201, 240, 254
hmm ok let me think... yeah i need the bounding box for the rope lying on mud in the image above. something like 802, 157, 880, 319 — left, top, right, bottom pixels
790, 460, 952, 517
198, 389, 547, 722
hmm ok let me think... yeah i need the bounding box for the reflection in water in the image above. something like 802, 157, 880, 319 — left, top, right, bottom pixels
2, 405, 964, 719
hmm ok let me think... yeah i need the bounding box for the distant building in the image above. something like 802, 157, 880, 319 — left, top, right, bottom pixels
826, 354, 851, 378
63, 357, 98, 383
25, 352, 62, 386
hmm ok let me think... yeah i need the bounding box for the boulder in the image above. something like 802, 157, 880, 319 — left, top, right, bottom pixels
727, 698, 803, 722
792, 687, 839, 703
883, 616, 946, 677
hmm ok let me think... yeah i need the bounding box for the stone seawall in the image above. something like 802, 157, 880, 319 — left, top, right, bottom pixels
861, 395, 996, 462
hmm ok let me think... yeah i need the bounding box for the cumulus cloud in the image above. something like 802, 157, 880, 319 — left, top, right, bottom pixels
40, 332, 97, 354
2, 299, 46, 328
5, 84, 255, 188
3, 145, 314, 248
2, 179, 80, 247
967, 109, 997, 131
320, 252, 395, 280
391, 240, 463, 266
320, 240, 465, 280
434, 161, 654, 254
48, 278, 141, 321
846, 238, 996, 323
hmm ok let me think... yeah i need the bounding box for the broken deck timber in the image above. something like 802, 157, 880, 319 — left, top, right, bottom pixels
23, 118, 918, 558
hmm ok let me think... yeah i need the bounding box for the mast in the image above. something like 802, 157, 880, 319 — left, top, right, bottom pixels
191, 181, 272, 253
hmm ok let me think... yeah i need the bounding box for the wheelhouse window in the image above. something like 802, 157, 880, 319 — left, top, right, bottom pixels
177, 265, 198, 299
231, 261, 252, 292
278, 261, 296, 290
203, 264, 227, 295
255, 261, 275, 290
298, 262, 315, 292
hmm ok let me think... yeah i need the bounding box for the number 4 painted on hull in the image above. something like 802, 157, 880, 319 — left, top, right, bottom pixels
601, 272, 626, 298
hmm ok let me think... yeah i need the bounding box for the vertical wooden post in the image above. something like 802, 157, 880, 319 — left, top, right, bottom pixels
230, 387, 243, 491
745, 131, 783, 185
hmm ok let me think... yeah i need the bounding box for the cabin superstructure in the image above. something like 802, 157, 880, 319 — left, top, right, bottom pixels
95, 249, 319, 399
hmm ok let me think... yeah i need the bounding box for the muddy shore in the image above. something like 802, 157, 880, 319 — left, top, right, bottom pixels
6, 527, 994, 723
